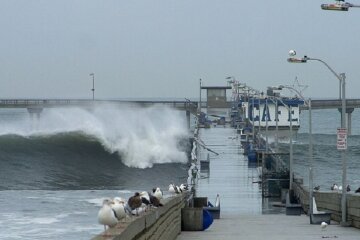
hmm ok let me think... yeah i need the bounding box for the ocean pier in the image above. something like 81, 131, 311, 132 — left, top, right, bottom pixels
91, 121, 360, 239
90, 80, 360, 239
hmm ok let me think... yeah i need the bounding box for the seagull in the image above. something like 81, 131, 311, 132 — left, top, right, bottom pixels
149, 194, 163, 207
215, 194, 220, 207
111, 197, 127, 222
314, 185, 320, 191
127, 192, 143, 216
140, 191, 153, 210
98, 199, 118, 233
168, 184, 176, 193
339, 185, 343, 191
179, 183, 189, 192
152, 187, 163, 200
169, 183, 181, 194
355, 187, 360, 193
321, 221, 328, 230
331, 184, 339, 191
140, 191, 150, 204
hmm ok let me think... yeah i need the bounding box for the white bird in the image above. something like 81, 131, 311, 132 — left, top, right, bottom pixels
153, 187, 163, 200
169, 184, 176, 193
215, 194, 220, 207
169, 183, 182, 194
179, 183, 189, 192
321, 221, 328, 230
140, 191, 150, 202
338, 185, 343, 191
140, 191, 151, 210
331, 184, 339, 191
111, 197, 127, 222
98, 199, 118, 232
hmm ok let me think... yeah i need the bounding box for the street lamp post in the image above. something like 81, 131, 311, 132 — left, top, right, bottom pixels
278, 85, 313, 215
265, 98, 269, 153
287, 52, 348, 225
268, 96, 294, 190
89, 73, 95, 100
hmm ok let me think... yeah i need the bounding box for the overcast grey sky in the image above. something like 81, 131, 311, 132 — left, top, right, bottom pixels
0, 0, 359, 99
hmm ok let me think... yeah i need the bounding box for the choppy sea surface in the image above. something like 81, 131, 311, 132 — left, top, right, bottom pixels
286, 109, 360, 190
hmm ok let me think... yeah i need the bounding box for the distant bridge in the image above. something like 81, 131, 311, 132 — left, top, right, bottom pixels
300, 98, 360, 111
2, 98, 360, 112
0, 99, 199, 129
2, 98, 360, 111
0, 99, 198, 112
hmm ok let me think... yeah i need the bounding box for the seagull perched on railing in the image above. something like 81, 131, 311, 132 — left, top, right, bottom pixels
179, 183, 189, 192
169, 183, 181, 194
127, 192, 143, 216
98, 199, 118, 233
331, 184, 339, 191
111, 197, 127, 222
152, 187, 163, 200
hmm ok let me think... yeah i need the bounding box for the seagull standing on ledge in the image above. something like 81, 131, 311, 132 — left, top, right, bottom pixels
331, 184, 339, 191
169, 183, 181, 194
153, 187, 163, 200
98, 199, 118, 232
127, 192, 143, 216
111, 197, 127, 222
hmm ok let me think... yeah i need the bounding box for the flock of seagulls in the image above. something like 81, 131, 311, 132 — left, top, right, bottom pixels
330, 183, 351, 192
314, 184, 360, 193
97, 183, 189, 233
168, 183, 189, 194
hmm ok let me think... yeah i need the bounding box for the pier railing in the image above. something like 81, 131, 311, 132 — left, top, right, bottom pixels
293, 182, 360, 228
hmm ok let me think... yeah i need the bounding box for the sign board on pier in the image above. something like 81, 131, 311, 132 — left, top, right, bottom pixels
337, 128, 347, 150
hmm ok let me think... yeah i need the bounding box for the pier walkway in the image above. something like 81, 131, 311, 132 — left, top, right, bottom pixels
177, 125, 360, 239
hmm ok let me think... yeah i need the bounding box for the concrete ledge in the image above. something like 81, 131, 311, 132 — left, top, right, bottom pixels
293, 182, 360, 229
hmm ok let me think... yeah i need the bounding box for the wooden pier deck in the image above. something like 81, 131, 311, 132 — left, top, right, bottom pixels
177, 124, 360, 239
178, 213, 360, 240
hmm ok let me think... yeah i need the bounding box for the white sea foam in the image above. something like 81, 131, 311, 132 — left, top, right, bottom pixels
0, 104, 189, 168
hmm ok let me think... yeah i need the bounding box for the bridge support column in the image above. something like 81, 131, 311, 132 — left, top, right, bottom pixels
339, 108, 354, 135
27, 108, 43, 129
27, 107, 43, 119
346, 108, 354, 135
186, 110, 191, 129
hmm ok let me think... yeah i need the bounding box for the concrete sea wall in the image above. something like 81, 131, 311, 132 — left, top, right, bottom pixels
92, 193, 190, 240
293, 182, 360, 228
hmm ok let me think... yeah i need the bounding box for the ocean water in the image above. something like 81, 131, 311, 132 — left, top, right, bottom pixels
0, 105, 192, 240
286, 108, 360, 191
